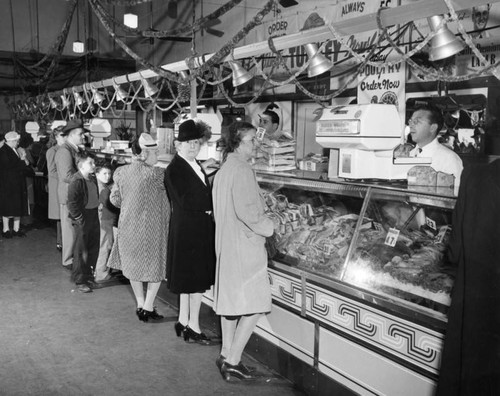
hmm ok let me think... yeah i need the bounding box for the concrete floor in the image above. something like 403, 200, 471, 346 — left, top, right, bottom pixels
0, 225, 305, 396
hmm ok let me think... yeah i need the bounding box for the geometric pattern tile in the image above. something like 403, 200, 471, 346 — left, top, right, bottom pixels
269, 268, 443, 376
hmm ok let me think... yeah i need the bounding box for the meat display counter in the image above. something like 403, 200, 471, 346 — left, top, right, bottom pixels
253, 170, 456, 396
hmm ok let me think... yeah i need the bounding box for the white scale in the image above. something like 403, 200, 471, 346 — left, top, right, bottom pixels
316, 104, 430, 180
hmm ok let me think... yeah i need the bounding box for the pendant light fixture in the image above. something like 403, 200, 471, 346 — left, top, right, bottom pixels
304, 43, 333, 77
427, 15, 465, 61
228, 60, 253, 87
124, 13, 138, 29
113, 80, 128, 102
140, 74, 159, 98
73, 0, 84, 53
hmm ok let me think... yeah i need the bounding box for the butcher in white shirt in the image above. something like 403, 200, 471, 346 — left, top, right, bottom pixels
408, 105, 463, 194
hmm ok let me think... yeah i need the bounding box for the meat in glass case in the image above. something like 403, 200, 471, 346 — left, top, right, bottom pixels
258, 173, 456, 320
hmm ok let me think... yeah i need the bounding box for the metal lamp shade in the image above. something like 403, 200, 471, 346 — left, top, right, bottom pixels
427, 15, 465, 61
228, 61, 253, 87
92, 88, 105, 104
113, 83, 128, 102
141, 78, 159, 98
304, 43, 333, 77
49, 97, 58, 109
73, 91, 84, 106
60, 94, 70, 109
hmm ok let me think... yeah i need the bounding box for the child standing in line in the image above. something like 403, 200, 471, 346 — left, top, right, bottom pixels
94, 161, 119, 283
67, 152, 101, 293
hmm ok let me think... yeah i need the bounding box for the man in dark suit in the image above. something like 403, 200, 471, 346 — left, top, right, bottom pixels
54, 119, 86, 270
0, 131, 34, 238
437, 159, 500, 395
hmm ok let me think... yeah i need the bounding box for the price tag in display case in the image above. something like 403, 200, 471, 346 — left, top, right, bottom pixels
384, 227, 400, 247
425, 216, 437, 231
435, 225, 451, 244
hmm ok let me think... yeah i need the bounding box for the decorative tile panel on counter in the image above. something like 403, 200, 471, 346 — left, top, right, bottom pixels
268, 268, 443, 377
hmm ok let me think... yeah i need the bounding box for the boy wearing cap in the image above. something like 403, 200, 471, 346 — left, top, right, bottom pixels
54, 119, 87, 270
67, 152, 101, 293
0, 131, 34, 238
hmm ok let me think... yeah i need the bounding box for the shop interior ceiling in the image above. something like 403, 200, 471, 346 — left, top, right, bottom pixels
0, 0, 234, 97
1, 0, 498, 102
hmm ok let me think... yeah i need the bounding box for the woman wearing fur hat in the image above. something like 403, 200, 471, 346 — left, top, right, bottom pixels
164, 119, 216, 344
107, 133, 170, 322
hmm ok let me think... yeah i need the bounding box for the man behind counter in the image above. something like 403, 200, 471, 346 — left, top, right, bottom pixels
408, 104, 463, 192
258, 105, 293, 142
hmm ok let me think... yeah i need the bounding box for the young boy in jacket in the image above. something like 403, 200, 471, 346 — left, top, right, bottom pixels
67, 152, 101, 293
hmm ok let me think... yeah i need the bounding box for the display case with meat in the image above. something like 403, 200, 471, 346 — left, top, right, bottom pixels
262, 187, 364, 279
343, 198, 455, 313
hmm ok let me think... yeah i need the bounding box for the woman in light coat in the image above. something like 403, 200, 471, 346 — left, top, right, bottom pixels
107, 133, 170, 322
45, 126, 66, 250
212, 121, 274, 381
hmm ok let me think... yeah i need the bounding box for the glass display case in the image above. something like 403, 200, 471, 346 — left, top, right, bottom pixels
258, 171, 456, 322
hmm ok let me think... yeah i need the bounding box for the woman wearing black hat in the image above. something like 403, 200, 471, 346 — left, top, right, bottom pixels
164, 119, 216, 344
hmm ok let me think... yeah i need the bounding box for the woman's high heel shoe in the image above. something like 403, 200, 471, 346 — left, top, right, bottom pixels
174, 322, 187, 337
138, 309, 150, 322
183, 326, 212, 345
136, 308, 143, 320
220, 362, 260, 381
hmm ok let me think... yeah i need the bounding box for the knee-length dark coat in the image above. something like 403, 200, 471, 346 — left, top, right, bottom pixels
164, 154, 215, 294
436, 160, 500, 395
0, 144, 34, 216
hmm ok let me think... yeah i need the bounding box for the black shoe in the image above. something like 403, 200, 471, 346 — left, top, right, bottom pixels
138, 309, 150, 322
12, 230, 26, 237
136, 308, 143, 320
174, 322, 187, 337
86, 280, 103, 289
76, 284, 92, 293
62, 264, 73, 271
183, 326, 214, 345
220, 362, 261, 381
215, 355, 225, 370
216, 355, 255, 373
148, 307, 164, 321
56, 243, 62, 251
2, 231, 12, 239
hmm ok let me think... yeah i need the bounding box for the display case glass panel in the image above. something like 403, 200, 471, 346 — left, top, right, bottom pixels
258, 173, 456, 320
259, 176, 368, 280
343, 189, 454, 315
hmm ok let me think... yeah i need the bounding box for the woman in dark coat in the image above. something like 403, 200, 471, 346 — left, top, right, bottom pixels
436, 159, 500, 395
164, 119, 216, 344
0, 131, 34, 238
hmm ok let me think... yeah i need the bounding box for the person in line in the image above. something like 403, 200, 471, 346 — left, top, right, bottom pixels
107, 133, 170, 322
164, 119, 216, 344
212, 121, 274, 381
55, 119, 87, 270
408, 105, 463, 194
93, 161, 119, 283
67, 152, 101, 293
0, 131, 34, 238
436, 158, 500, 395
46, 126, 66, 251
